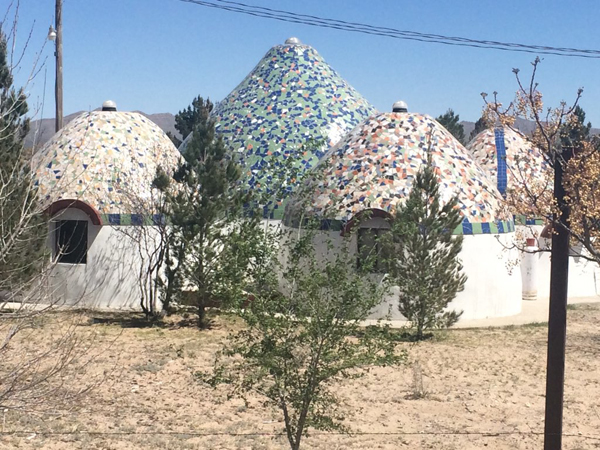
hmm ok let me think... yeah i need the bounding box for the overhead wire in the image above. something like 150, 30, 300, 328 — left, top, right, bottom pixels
178, 0, 600, 59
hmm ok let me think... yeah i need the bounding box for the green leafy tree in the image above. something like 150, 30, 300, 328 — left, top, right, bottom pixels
155, 96, 260, 328
436, 109, 466, 145
206, 227, 404, 450
388, 155, 466, 340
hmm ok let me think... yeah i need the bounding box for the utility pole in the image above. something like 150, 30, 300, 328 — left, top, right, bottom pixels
54, 0, 63, 132
543, 151, 571, 450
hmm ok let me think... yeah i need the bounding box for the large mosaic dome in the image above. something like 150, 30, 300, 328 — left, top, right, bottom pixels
288, 111, 513, 235
32, 109, 180, 215
185, 37, 376, 218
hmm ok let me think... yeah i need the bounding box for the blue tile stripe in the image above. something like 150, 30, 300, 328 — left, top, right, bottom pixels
284, 216, 515, 235
513, 214, 545, 226
99, 214, 165, 226
494, 127, 508, 196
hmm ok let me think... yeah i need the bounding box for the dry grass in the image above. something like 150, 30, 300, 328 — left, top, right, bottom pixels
1, 305, 600, 449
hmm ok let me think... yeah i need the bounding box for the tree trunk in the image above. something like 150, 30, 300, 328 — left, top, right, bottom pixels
197, 301, 205, 328
197, 293, 208, 329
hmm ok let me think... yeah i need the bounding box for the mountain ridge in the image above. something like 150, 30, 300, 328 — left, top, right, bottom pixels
25, 111, 180, 149
26, 113, 598, 149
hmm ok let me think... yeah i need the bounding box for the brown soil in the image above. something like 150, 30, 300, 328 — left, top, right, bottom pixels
1, 305, 599, 450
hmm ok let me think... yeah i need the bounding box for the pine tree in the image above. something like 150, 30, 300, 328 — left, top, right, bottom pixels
469, 116, 488, 142
0, 30, 46, 293
167, 95, 215, 148
561, 105, 592, 153
389, 155, 466, 340
436, 109, 466, 145
156, 96, 259, 328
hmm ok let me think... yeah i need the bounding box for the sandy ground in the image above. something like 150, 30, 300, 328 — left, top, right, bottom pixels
1, 304, 599, 450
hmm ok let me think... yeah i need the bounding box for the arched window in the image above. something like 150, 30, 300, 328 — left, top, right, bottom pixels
346, 209, 393, 273
46, 200, 101, 265
55, 220, 88, 264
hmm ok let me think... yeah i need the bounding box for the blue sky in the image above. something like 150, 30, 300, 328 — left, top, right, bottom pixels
10, 0, 600, 125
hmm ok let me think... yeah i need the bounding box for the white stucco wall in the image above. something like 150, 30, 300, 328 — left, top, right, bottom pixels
281, 224, 522, 322
47, 208, 162, 309
372, 233, 522, 321
535, 238, 600, 299
513, 225, 600, 300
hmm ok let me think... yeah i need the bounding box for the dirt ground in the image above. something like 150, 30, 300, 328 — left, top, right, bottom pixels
1, 304, 599, 450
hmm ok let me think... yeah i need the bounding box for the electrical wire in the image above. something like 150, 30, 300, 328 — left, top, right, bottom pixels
178, 0, 600, 59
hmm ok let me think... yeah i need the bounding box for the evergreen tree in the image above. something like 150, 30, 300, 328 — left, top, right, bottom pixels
561, 105, 592, 153
389, 155, 466, 340
436, 109, 466, 145
176, 96, 214, 140
469, 116, 488, 142
0, 31, 46, 292
155, 96, 259, 328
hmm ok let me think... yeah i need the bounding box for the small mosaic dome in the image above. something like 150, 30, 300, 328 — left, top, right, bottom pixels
182, 38, 376, 218
288, 112, 513, 235
466, 127, 548, 196
32, 110, 180, 214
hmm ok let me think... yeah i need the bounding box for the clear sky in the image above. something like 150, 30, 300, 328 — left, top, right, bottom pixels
10, 0, 600, 125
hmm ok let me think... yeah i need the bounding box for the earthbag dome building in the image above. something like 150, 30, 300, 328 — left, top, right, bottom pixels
32, 102, 180, 309
286, 107, 522, 321
468, 127, 599, 299
181, 37, 376, 220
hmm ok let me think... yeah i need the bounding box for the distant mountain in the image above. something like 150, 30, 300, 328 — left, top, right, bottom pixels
27, 112, 598, 149
26, 111, 179, 150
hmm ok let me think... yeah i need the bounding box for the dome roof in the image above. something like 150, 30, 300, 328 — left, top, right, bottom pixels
288, 112, 512, 234
32, 111, 180, 215
184, 39, 376, 218
466, 127, 548, 196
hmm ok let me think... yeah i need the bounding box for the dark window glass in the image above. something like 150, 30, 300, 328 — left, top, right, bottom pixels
357, 228, 391, 272
55, 220, 88, 264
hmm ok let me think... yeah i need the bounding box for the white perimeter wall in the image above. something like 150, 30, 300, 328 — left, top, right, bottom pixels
47, 208, 161, 309
373, 232, 522, 321
282, 224, 522, 322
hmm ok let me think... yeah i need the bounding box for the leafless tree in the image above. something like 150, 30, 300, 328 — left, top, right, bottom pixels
0, 2, 105, 418
482, 58, 600, 264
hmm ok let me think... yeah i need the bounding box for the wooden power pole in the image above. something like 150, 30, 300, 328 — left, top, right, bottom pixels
55, 0, 63, 132
543, 152, 571, 450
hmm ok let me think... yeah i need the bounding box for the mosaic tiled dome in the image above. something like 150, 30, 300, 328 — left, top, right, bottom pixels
288, 112, 513, 235
183, 38, 376, 218
466, 127, 548, 196
32, 111, 180, 214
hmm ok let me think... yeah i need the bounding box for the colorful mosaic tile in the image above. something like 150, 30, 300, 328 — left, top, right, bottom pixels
466, 127, 549, 194
32, 111, 181, 214
287, 112, 511, 231
181, 39, 376, 219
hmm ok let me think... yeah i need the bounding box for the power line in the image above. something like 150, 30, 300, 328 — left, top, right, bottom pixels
179, 0, 600, 59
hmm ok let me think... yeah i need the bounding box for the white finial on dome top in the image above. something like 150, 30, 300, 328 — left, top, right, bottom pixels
102, 100, 117, 111
392, 100, 408, 113
285, 37, 302, 45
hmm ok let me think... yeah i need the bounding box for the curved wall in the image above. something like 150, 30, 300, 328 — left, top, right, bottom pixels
47, 207, 162, 309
